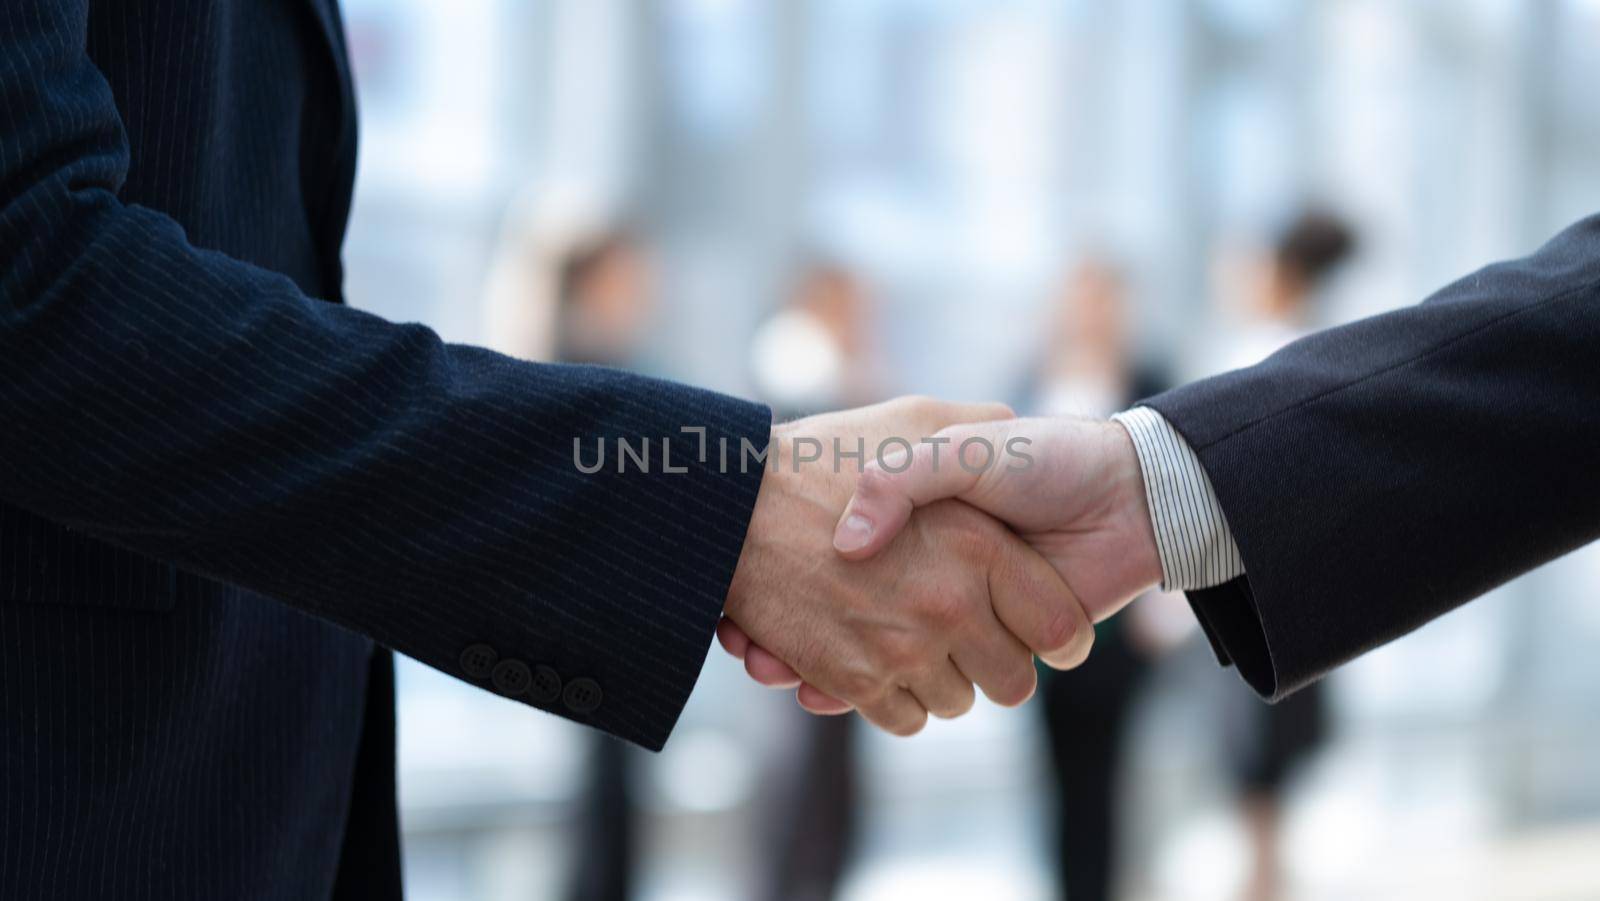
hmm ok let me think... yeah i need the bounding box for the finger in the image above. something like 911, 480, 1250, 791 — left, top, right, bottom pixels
857, 687, 929, 737
719, 620, 814, 690
833, 421, 1010, 560
989, 539, 1094, 670
722, 617, 860, 710
716, 617, 751, 660
877, 396, 1015, 434
797, 683, 854, 715
908, 659, 977, 720
744, 642, 802, 689
950, 613, 1037, 707
743, 642, 852, 711
940, 400, 1016, 425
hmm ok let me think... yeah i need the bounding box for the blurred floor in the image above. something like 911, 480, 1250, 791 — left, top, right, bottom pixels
400, 641, 1600, 901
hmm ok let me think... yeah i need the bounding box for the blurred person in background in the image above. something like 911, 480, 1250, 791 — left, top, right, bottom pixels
487, 214, 666, 901
1208, 210, 1355, 901
543, 226, 657, 901
1022, 260, 1191, 901
482, 211, 662, 901
748, 261, 883, 901
1212, 210, 1360, 373
1027, 260, 1158, 420
751, 263, 884, 414
477, 193, 656, 366
548, 230, 657, 368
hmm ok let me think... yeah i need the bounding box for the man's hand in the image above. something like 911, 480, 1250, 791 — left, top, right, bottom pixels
726, 415, 1163, 714
721, 399, 1095, 735
834, 416, 1163, 619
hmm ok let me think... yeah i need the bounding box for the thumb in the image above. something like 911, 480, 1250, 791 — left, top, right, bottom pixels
832, 420, 1009, 560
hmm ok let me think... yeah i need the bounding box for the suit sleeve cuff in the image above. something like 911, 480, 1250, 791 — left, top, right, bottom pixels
1113, 407, 1279, 699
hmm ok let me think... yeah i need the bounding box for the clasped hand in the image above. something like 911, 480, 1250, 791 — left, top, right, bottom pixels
719, 398, 1164, 735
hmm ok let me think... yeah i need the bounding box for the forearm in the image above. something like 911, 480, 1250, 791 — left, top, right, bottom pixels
1, 207, 770, 745
1, 0, 771, 746
1138, 214, 1600, 698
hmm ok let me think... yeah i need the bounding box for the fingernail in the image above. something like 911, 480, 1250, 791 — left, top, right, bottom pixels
834, 513, 875, 552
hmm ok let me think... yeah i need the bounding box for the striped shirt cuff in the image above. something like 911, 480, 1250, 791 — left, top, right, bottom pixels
1110, 406, 1245, 591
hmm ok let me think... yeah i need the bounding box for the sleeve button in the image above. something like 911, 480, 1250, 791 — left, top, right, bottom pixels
528, 665, 562, 704
562, 677, 603, 714
459, 644, 498, 679
491, 659, 532, 696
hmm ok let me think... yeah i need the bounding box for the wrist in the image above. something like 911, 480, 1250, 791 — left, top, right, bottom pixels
727, 422, 810, 619
727, 424, 779, 617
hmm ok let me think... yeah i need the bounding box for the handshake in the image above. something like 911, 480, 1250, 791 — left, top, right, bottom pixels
717, 396, 1166, 736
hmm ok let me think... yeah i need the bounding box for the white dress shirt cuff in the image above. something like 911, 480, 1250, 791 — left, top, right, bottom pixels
1110, 406, 1245, 591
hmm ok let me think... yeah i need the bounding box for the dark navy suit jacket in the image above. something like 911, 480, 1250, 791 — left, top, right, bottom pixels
1150, 215, 1600, 702
0, 1, 770, 897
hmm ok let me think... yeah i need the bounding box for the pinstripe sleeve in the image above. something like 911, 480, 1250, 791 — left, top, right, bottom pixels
1111, 406, 1245, 591
0, 0, 768, 750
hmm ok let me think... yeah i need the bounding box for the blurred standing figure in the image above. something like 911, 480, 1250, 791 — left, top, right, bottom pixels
487, 209, 659, 901
479, 192, 656, 366
1031, 261, 1143, 419
748, 262, 881, 901
1023, 260, 1188, 901
1212, 210, 1356, 901
751, 264, 883, 412
549, 228, 658, 901
549, 231, 657, 367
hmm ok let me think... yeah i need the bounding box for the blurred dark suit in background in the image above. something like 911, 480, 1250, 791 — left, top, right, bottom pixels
1021, 261, 1175, 901
1204, 210, 1355, 901
748, 264, 883, 901
546, 230, 657, 901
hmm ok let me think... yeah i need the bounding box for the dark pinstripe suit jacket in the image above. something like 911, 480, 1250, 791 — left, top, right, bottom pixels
0, 1, 770, 897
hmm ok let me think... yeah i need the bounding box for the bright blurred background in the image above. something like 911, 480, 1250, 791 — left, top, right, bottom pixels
333, 1, 1600, 899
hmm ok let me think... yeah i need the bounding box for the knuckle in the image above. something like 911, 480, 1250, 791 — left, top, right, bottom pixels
854, 462, 896, 499
839, 669, 884, 702
933, 422, 979, 450
893, 394, 938, 418
947, 517, 999, 563
917, 587, 969, 630
876, 630, 928, 674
